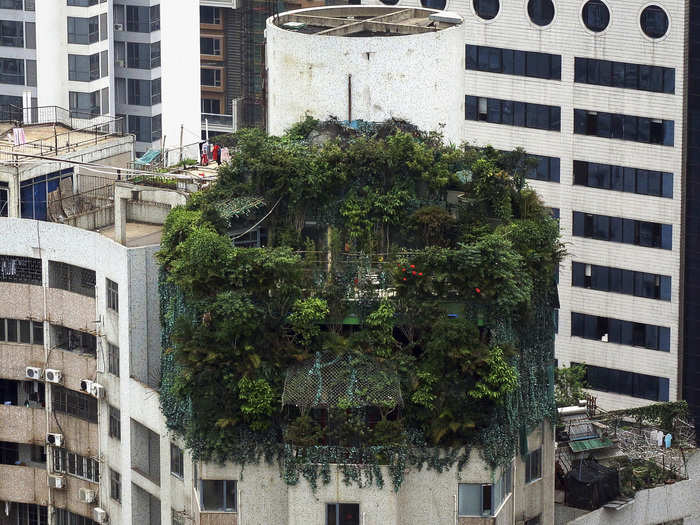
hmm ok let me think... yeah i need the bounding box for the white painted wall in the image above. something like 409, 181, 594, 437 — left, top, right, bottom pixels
160, 0, 201, 149
266, 7, 465, 143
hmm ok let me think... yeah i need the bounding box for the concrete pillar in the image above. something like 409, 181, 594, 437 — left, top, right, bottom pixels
8, 167, 20, 218
115, 194, 127, 246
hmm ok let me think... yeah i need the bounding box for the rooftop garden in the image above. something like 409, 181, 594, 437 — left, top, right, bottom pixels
157, 118, 563, 490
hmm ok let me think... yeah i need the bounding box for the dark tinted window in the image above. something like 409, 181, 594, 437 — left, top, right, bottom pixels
466, 45, 561, 80
473, 0, 499, 20
466, 96, 560, 131
582, 0, 609, 32
573, 362, 670, 401
572, 211, 671, 250
528, 0, 555, 26
574, 108, 673, 146
422, 0, 446, 8
573, 160, 672, 198
572, 262, 671, 301
640, 5, 669, 39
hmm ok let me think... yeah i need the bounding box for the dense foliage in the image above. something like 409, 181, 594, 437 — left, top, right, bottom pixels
158, 119, 563, 489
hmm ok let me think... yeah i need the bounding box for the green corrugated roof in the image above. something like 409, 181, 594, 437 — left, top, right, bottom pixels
569, 437, 614, 453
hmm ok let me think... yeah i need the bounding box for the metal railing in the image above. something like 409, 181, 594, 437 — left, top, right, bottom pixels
202, 112, 234, 129
0, 105, 127, 162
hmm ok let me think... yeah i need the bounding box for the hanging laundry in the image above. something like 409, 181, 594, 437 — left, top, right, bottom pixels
213, 144, 221, 165
12, 127, 26, 146
221, 147, 230, 164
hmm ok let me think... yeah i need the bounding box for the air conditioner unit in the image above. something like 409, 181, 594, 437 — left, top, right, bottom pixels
25, 367, 42, 380
80, 379, 93, 393
93, 507, 108, 523
46, 433, 63, 447
48, 475, 65, 489
114, 23, 123, 31
90, 383, 105, 399
79, 487, 96, 504
45, 369, 62, 384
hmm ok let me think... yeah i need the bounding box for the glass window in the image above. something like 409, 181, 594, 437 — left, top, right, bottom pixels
200, 37, 221, 56
108, 343, 119, 376
0, 57, 23, 85
109, 406, 121, 440
200, 480, 236, 511
0, 20, 23, 47
200, 6, 221, 24
69, 91, 100, 116
170, 443, 184, 478
640, 5, 669, 39
67, 16, 98, 44
525, 448, 542, 483
201, 68, 221, 87
527, 0, 554, 26
68, 54, 99, 82
110, 469, 121, 502
107, 278, 119, 311
473, 0, 499, 20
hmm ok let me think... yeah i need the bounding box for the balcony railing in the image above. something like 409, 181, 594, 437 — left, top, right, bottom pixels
202, 113, 233, 130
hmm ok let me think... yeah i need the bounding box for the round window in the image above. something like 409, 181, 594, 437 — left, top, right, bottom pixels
640, 5, 669, 39
582, 0, 609, 32
527, 0, 555, 26
422, 0, 446, 9
473, 0, 499, 20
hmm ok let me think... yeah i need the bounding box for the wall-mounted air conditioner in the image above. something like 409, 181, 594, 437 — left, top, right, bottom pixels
45, 369, 62, 383
46, 433, 63, 447
80, 379, 93, 393
79, 487, 96, 504
25, 367, 42, 380
93, 507, 108, 523
48, 475, 65, 489
90, 383, 105, 399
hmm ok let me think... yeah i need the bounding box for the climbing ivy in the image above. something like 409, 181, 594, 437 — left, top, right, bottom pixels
157, 118, 561, 491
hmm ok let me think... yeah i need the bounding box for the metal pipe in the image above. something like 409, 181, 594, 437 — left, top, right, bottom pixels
348, 74, 352, 122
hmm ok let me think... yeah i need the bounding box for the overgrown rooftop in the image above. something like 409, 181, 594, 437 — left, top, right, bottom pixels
157, 118, 563, 490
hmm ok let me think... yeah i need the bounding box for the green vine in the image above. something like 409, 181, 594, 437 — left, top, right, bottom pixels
157, 119, 561, 491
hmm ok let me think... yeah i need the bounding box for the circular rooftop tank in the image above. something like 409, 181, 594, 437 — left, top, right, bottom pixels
267, 6, 465, 140
273, 6, 463, 37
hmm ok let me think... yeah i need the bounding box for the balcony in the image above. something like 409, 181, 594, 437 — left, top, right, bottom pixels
192, 487, 238, 525
0, 465, 49, 505
0, 405, 46, 444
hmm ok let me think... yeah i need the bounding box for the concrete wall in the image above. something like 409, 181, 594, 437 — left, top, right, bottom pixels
46, 288, 96, 333
0, 465, 49, 506
0, 405, 46, 444
195, 422, 554, 525
266, 7, 465, 142
127, 200, 172, 225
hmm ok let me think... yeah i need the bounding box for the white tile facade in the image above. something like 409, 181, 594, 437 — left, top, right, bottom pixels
357, 0, 686, 410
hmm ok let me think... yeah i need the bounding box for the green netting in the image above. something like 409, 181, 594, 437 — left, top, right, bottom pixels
282, 352, 403, 410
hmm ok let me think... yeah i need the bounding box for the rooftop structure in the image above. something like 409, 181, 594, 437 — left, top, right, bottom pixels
274, 6, 462, 36
266, 6, 464, 139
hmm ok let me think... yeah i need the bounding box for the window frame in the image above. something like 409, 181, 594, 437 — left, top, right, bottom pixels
109, 405, 121, 440
199, 479, 237, 512
110, 468, 121, 503
525, 448, 542, 484
325, 502, 360, 525
106, 278, 119, 312
170, 443, 184, 479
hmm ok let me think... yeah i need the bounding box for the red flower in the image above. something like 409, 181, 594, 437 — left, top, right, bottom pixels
403, 277, 407, 281
410, 264, 415, 269
402, 268, 406, 272
353, 278, 358, 285
418, 272, 423, 276
412, 271, 416, 275
475, 287, 481, 294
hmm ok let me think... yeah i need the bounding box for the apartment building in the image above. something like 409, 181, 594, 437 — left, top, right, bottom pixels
0, 0, 200, 157
272, 0, 697, 427
0, 180, 194, 525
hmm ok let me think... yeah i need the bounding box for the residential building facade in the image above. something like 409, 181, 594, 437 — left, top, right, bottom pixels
0, 0, 200, 157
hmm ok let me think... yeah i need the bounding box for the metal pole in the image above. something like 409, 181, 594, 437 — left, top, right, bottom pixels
348, 74, 352, 122
179, 124, 184, 165
205, 118, 209, 142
